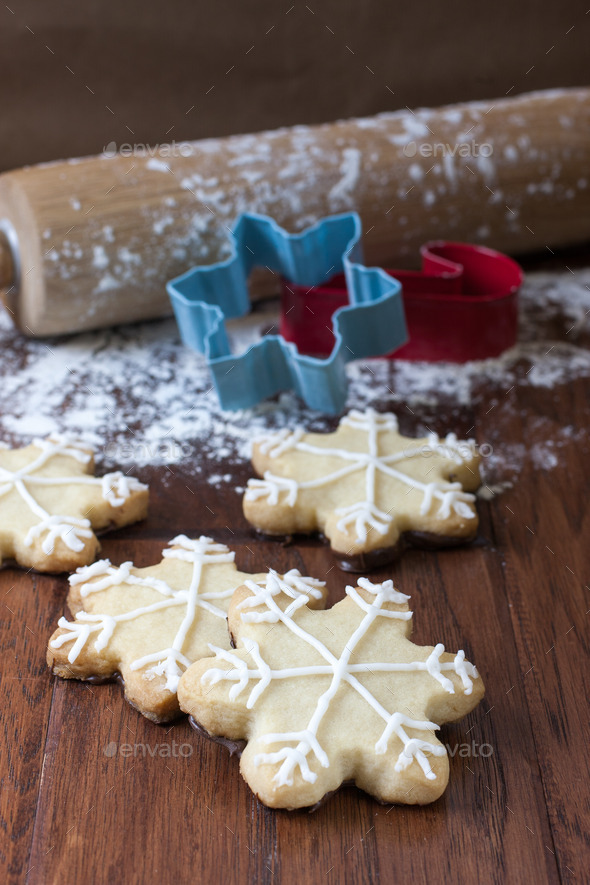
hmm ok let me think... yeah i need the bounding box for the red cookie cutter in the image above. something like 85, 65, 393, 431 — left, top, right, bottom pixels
280, 241, 523, 362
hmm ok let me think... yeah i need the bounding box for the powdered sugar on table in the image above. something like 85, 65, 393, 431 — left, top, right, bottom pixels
1, 267, 589, 491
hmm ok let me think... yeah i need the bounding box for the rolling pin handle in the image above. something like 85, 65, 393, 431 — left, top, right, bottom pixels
0, 221, 19, 321
0, 229, 13, 289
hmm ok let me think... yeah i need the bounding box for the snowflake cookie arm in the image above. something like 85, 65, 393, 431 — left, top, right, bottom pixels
341, 587, 485, 804
47, 559, 171, 673
177, 643, 256, 741
421, 431, 481, 492
244, 428, 366, 538
243, 471, 317, 537
19, 475, 148, 573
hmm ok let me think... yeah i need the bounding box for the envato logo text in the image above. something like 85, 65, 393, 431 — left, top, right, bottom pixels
104, 741, 193, 758
103, 440, 192, 462
102, 140, 193, 159
446, 741, 493, 758
404, 441, 493, 460
403, 141, 493, 159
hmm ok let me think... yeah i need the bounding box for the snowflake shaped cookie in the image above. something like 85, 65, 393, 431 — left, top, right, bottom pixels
178, 574, 484, 809
0, 434, 148, 572
243, 408, 481, 570
48, 535, 327, 722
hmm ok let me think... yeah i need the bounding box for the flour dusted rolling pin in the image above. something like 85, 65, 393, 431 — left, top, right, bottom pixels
0, 87, 588, 337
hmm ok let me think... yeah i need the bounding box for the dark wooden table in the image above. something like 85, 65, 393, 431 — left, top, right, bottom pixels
1, 250, 589, 884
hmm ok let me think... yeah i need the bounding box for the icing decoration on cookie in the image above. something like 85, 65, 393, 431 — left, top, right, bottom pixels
244, 408, 481, 569
0, 434, 148, 572
178, 573, 484, 809
48, 536, 326, 723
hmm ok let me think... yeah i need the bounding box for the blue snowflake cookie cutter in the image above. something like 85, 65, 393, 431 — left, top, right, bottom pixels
166, 212, 407, 414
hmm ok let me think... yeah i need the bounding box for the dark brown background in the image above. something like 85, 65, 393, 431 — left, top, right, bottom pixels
0, 0, 589, 172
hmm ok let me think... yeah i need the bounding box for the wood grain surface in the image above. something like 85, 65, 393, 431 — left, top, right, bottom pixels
1, 252, 589, 884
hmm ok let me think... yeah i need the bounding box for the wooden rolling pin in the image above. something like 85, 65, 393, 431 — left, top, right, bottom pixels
0, 87, 588, 337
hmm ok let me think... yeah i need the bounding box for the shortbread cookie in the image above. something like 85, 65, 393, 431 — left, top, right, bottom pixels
178, 574, 484, 809
0, 434, 148, 572
48, 535, 327, 722
243, 408, 481, 570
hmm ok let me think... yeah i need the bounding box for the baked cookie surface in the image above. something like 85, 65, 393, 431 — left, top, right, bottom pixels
0, 434, 148, 572
178, 572, 484, 809
243, 408, 481, 570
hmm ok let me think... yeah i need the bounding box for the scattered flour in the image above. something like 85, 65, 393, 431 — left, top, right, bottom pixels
145, 158, 170, 173
328, 148, 362, 204
530, 442, 559, 470
477, 481, 514, 500
92, 245, 109, 270
207, 473, 235, 487
0, 267, 588, 490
